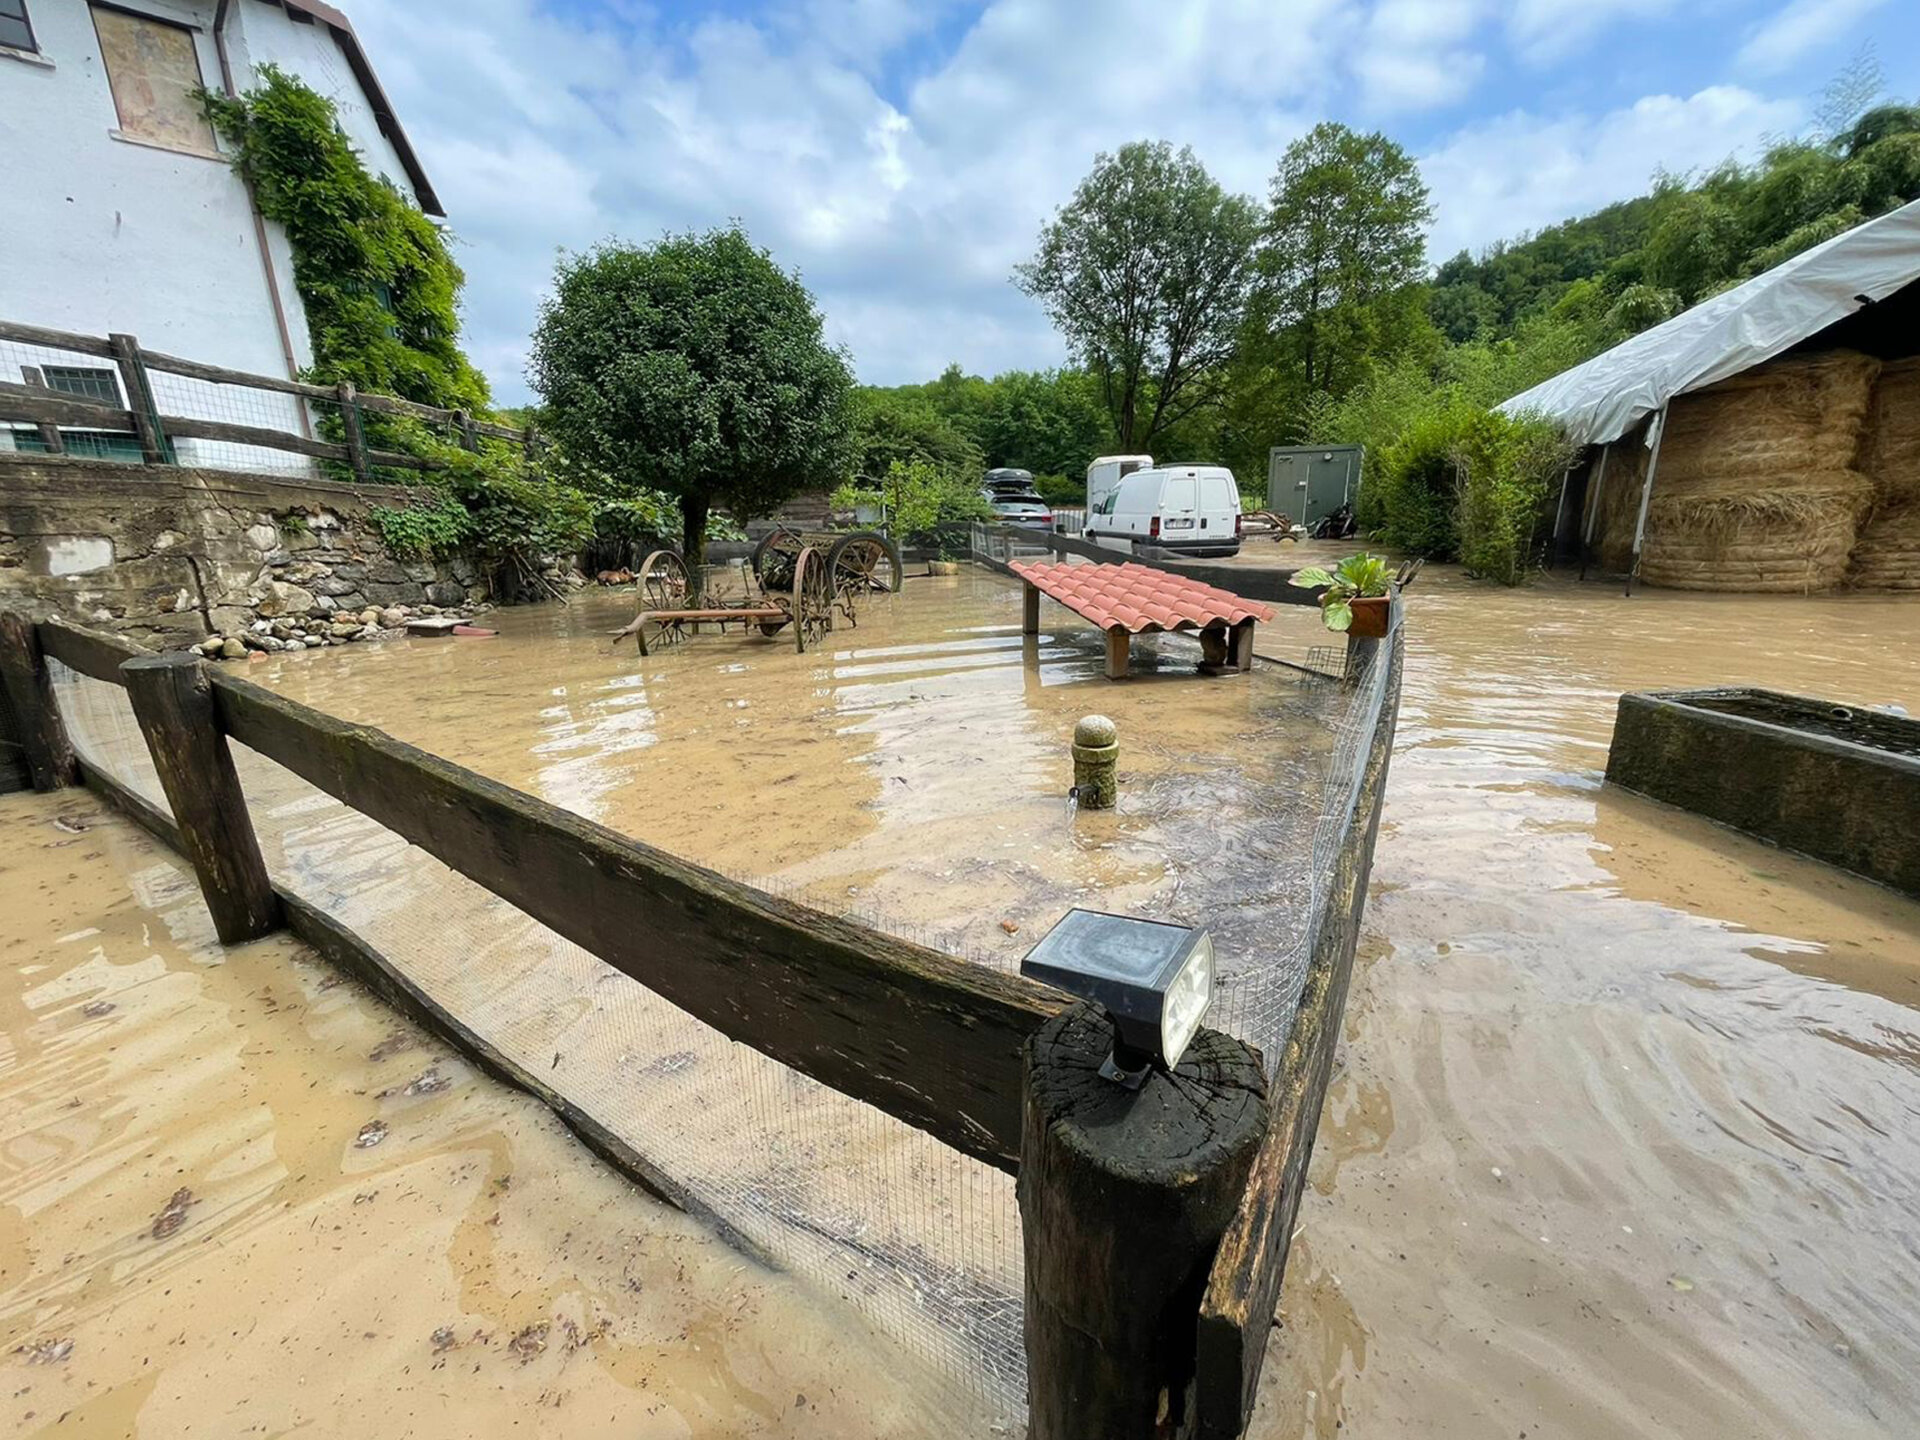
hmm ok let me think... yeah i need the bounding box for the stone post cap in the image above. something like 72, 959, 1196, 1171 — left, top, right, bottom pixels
1073, 714, 1117, 748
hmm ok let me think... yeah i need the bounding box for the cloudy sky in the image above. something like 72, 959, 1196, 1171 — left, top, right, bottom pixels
342, 0, 1919, 402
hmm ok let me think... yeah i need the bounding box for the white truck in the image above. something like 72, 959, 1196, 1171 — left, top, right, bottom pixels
1085, 455, 1154, 514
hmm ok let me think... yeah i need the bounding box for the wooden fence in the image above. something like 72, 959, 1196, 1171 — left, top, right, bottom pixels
0, 319, 535, 482
0, 605, 1403, 1440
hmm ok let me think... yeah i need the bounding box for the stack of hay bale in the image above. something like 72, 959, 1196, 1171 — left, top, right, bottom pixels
1847, 356, 1920, 590
1637, 351, 1881, 592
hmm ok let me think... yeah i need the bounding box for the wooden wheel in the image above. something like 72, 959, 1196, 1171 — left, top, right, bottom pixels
791, 545, 835, 653
752, 527, 804, 594
825, 530, 902, 626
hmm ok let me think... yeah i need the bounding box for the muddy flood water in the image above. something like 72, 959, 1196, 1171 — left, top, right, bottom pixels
0, 788, 950, 1438
6, 559, 1919, 1438
1250, 566, 1920, 1440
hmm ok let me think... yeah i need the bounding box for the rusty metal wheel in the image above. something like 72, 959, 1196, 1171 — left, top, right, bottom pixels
752, 527, 804, 595
627, 549, 692, 655
791, 545, 835, 653
825, 530, 902, 626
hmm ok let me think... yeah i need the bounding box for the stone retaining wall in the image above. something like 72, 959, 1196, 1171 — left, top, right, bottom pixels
0, 454, 485, 650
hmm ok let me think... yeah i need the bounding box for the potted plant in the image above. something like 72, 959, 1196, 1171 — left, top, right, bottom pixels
1290, 553, 1394, 636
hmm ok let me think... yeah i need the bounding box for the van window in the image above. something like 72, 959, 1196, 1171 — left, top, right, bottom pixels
1200, 474, 1237, 511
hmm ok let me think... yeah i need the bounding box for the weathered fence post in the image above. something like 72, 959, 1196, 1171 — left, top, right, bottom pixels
455, 409, 480, 452
108, 332, 169, 464
121, 654, 281, 943
0, 614, 79, 790
19, 367, 66, 454
336, 382, 371, 483
1020, 1003, 1267, 1439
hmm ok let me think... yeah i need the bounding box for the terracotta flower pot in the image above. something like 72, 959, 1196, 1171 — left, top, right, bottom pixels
1342, 595, 1391, 638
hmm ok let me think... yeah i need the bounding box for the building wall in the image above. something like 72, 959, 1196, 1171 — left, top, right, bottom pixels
0, 0, 429, 401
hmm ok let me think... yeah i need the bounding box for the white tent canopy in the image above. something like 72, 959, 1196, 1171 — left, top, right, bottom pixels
1499, 197, 1920, 448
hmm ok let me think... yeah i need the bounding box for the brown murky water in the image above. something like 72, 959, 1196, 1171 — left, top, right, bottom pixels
0, 789, 955, 1437
12, 561, 1919, 1437
244, 570, 1349, 1045
1253, 567, 1920, 1440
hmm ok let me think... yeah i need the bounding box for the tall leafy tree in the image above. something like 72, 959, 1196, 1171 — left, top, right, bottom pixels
1256, 122, 1433, 403
1015, 141, 1257, 448
530, 227, 855, 565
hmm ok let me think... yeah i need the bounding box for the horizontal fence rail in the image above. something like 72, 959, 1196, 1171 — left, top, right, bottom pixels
30, 614, 1067, 1170
0, 318, 536, 481
4, 603, 1406, 1439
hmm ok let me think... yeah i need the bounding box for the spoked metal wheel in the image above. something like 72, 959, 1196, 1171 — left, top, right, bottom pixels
790, 545, 835, 654
752, 527, 804, 596
825, 530, 903, 625
637, 549, 690, 609
628, 548, 692, 655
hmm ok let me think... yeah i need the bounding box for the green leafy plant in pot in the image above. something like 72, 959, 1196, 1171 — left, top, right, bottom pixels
1290, 554, 1394, 636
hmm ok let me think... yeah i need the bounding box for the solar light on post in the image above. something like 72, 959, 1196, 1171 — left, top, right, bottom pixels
1017, 910, 1269, 1440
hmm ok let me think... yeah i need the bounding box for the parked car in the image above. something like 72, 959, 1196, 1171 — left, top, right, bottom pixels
986, 492, 1055, 528
981, 468, 1054, 529
1085, 464, 1242, 557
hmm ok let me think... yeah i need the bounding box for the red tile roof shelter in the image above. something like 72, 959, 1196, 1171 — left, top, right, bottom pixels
1010, 560, 1276, 679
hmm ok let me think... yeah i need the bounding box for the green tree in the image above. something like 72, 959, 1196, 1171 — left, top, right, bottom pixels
1256, 123, 1433, 404
529, 227, 856, 566
1015, 141, 1258, 448
1643, 191, 1745, 302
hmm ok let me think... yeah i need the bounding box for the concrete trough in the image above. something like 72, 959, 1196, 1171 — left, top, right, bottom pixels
1605, 687, 1920, 898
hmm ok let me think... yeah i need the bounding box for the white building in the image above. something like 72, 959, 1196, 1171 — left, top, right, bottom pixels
0, 0, 441, 459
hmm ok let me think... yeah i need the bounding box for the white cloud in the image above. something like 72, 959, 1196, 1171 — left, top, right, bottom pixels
1506, 0, 1683, 64
1735, 0, 1889, 76
1421, 86, 1804, 260
328, 1, 1824, 399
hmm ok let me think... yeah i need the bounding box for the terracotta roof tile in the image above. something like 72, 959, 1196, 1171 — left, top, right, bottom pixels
1009, 561, 1276, 635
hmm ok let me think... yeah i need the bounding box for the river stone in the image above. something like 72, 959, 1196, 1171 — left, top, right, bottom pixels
198, 637, 224, 657
246, 523, 280, 552
302, 638, 324, 649
254, 581, 315, 618
220, 637, 248, 660
377, 607, 407, 628
329, 621, 362, 640
425, 581, 467, 607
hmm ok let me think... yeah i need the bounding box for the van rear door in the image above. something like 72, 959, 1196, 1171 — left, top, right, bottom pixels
1198, 472, 1237, 537
1159, 472, 1198, 539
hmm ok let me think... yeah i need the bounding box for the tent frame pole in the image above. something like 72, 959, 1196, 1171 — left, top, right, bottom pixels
1579, 445, 1608, 581
1548, 465, 1573, 571
1625, 407, 1668, 598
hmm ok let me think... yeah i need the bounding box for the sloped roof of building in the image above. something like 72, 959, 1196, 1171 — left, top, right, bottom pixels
269, 0, 443, 216
1499, 197, 1920, 448
1010, 561, 1275, 635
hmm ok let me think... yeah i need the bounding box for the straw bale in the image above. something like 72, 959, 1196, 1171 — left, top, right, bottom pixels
1848, 500, 1920, 590
1862, 356, 1920, 505
1637, 350, 1880, 592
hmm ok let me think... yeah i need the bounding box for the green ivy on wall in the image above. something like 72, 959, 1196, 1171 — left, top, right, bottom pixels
202, 66, 488, 414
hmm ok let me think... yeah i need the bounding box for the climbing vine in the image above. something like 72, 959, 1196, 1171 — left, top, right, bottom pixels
206, 70, 603, 597
202, 67, 487, 412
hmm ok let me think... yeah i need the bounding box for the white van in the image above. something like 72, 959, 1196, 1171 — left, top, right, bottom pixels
1085, 464, 1243, 557
1086, 454, 1154, 514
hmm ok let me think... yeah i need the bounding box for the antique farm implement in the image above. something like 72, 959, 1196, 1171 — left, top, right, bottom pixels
751, 526, 903, 617
610, 528, 900, 657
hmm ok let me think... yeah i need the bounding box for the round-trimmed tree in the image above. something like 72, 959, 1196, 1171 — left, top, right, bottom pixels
530, 227, 855, 567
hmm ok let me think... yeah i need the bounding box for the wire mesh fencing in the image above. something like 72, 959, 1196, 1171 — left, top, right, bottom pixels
40, 553, 1397, 1433
0, 321, 531, 493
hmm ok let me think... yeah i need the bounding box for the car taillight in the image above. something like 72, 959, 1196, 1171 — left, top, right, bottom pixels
1235, 512, 1244, 536
1149, 516, 1160, 539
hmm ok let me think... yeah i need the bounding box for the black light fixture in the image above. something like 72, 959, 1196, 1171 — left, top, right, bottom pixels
1020, 909, 1215, 1089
